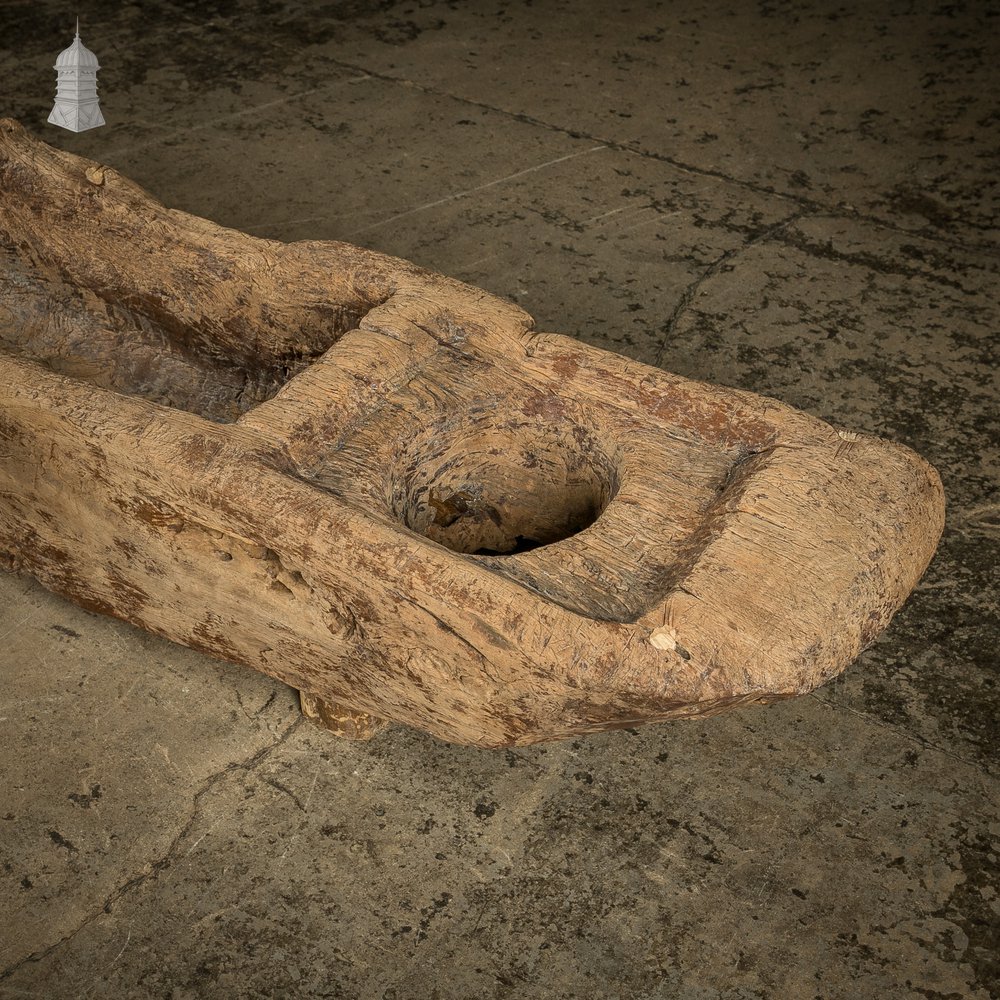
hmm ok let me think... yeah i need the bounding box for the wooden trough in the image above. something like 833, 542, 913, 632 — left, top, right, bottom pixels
0, 119, 944, 746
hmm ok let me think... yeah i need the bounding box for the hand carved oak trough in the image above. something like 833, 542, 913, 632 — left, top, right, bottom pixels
0, 120, 944, 746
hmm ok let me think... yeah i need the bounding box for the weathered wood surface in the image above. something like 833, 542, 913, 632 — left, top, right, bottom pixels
0, 119, 945, 746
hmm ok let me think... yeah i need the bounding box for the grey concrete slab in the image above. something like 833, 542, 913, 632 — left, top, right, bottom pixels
314, 0, 1000, 248
1, 1, 997, 998
0, 575, 303, 975
2, 700, 997, 999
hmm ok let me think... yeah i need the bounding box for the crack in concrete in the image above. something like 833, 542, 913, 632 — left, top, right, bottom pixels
347, 144, 607, 238
807, 691, 996, 777
0, 715, 306, 984
768, 223, 981, 295
324, 59, 997, 259
652, 211, 806, 367
233, 686, 282, 737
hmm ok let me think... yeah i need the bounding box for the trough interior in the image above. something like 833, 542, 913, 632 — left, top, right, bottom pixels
0, 247, 367, 423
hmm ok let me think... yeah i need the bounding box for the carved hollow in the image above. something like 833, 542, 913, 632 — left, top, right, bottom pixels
0, 119, 945, 747
390, 406, 620, 555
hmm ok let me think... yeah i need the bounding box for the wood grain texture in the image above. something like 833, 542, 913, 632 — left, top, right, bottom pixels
0, 119, 945, 746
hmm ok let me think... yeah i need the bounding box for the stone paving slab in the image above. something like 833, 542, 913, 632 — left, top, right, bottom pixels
2, 675, 997, 999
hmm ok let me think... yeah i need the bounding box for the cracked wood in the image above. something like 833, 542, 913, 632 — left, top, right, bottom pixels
0, 119, 945, 747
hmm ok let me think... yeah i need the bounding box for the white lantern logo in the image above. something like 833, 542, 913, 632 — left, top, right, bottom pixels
48, 19, 106, 133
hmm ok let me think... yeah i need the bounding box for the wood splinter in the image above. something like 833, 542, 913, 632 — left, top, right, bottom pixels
0, 120, 944, 747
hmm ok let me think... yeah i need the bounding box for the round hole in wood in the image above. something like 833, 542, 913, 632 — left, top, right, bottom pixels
391, 404, 619, 556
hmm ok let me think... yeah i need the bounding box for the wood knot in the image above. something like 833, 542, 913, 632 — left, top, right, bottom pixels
85, 165, 106, 186
649, 626, 691, 659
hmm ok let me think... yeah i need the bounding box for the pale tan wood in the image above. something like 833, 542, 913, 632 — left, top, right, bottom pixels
299, 691, 389, 741
0, 119, 945, 746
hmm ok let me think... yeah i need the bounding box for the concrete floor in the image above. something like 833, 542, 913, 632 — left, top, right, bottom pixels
1, 1, 997, 997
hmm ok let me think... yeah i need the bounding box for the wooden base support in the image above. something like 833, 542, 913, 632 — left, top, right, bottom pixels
299, 690, 390, 741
